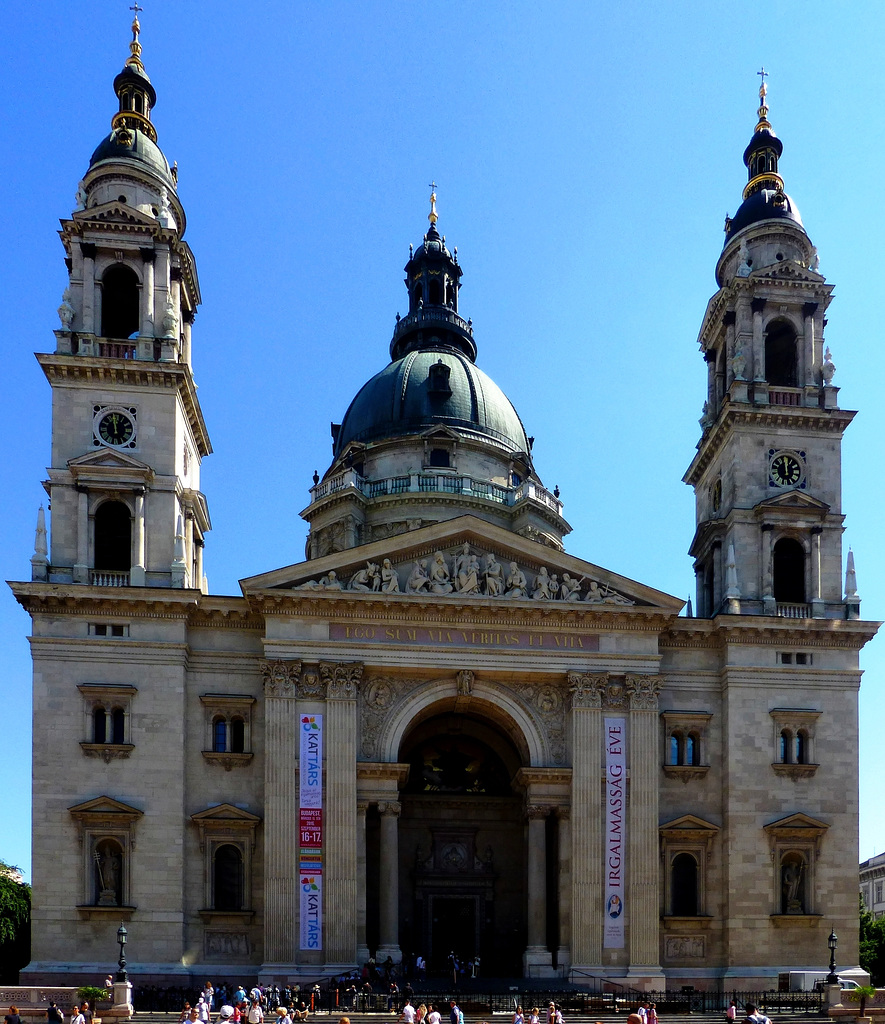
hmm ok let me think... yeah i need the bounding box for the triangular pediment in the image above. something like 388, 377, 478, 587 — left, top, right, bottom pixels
750, 259, 824, 284
69, 448, 152, 472
764, 811, 829, 832
755, 490, 830, 514
659, 814, 720, 834
241, 514, 683, 612
69, 795, 143, 820
191, 803, 261, 824
419, 424, 463, 442
74, 201, 158, 228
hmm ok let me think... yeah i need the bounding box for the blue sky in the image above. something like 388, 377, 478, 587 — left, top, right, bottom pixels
2, 1, 885, 881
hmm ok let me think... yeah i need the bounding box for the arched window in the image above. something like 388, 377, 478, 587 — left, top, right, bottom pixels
111, 708, 125, 745
134, 93, 144, 114
446, 281, 455, 307
413, 284, 423, 308
780, 729, 792, 763
213, 717, 227, 753
669, 734, 681, 765
687, 732, 701, 766
765, 320, 798, 387
101, 264, 140, 339
214, 844, 244, 911
671, 853, 699, 916
94, 501, 131, 572
94, 838, 124, 906
428, 279, 441, 304
773, 537, 805, 603
93, 706, 107, 744
795, 730, 808, 765
230, 718, 245, 754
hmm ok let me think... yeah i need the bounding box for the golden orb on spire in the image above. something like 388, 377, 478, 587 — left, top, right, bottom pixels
428, 181, 438, 226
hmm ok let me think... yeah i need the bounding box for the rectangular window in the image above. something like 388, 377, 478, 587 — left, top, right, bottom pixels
876, 882, 883, 903
90, 623, 128, 637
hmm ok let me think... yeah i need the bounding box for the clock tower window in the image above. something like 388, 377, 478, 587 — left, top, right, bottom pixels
94, 500, 132, 573
101, 264, 140, 340
772, 537, 805, 604
765, 319, 798, 387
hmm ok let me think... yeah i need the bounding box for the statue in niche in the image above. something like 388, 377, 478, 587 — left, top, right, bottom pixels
58, 288, 74, 330
94, 840, 122, 906
782, 859, 804, 914
559, 573, 583, 601
407, 559, 432, 593
429, 551, 454, 594
483, 552, 504, 597
349, 562, 380, 591
380, 558, 400, 593
504, 562, 528, 599
532, 566, 552, 600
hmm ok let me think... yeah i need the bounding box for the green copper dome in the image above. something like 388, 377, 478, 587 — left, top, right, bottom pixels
334, 347, 530, 457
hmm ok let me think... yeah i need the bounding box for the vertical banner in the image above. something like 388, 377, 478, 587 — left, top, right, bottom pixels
299, 714, 323, 950
604, 716, 626, 948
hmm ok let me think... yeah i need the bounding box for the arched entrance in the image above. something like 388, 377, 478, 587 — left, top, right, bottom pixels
378, 709, 527, 976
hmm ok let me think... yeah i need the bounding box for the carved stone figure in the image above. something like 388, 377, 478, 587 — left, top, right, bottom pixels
349, 562, 380, 591
732, 348, 747, 381
822, 346, 836, 384
782, 859, 804, 913
559, 573, 582, 601
586, 579, 633, 605
58, 288, 74, 329
74, 180, 87, 211
453, 542, 472, 583
737, 238, 751, 276
162, 297, 178, 337
380, 558, 400, 593
549, 573, 560, 599
504, 562, 528, 599
319, 571, 341, 590
483, 552, 504, 597
406, 559, 431, 593
430, 551, 454, 594
532, 566, 552, 600
157, 185, 175, 229
457, 554, 481, 595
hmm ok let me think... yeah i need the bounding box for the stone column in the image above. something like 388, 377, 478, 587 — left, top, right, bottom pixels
185, 513, 194, 588
195, 538, 204, 592
74, 486, 89, 584
811, 528, 824, 617
567, 673, 606, 974
356, 801, 370, 964
626, 675, 664, 987
761, 524, 775, 614
322, 662, 362, 965
131, 489, 146, 586
80, 243, 96, 335
556, 807, 571, 973
154, 244, 170, 328
803, 302, 819, 386
140, 248, 156, 338
260, 660, 302, 969
751, 297, 766, 382
724, 310, 737, 390
525, 804, 549, 948
377, 801, 402, 961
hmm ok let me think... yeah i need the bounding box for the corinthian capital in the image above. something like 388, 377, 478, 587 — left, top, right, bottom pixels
568, 671, 607, 709
261, 659, 302, 698
626, 673, 661, 711
320, 661, 363, 700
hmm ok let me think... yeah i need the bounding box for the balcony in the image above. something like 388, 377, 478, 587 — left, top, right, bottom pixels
768, 387, 803, 407
776, 602, 811, 618
391, 307, 473, 343
308, 469, 563, 517
90, 570, 130, 587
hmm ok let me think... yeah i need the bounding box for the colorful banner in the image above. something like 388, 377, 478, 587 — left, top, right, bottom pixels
299, 714, 323, 950
603, 716, 626, 949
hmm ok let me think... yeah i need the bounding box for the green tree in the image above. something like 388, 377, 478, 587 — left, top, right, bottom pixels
860, 894, 885, 985
0, 860, 30, 983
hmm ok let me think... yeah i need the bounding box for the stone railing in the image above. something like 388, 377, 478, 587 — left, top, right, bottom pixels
91, 570, 130, 587
769, 386, 803, 406
310, 470, 562, 516
777, 602, 811, 618
391, 306, 472, 342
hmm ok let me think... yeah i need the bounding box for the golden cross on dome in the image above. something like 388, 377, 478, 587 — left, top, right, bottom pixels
428, 181, 438, 226
757, 66, 769, 97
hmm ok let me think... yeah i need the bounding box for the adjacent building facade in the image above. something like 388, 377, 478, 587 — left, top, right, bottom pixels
13, 25, 877, 989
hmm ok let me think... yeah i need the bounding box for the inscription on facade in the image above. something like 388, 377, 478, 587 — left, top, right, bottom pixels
330, 623, 600, 650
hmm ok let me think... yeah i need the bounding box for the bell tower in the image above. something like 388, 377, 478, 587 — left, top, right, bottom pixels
684, 74, 857, 619
34, 11, 211, 590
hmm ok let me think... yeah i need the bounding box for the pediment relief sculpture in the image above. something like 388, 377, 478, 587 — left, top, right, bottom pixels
293, 541, 635, 605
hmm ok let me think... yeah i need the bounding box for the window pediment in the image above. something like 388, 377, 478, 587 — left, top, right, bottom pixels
763, 812, 829, 842
69, 795, 143, 825
659, 814, 721, 847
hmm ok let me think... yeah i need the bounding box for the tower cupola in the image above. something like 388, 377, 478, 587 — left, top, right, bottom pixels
111, 7, 158, 144
391, 188, 473, 361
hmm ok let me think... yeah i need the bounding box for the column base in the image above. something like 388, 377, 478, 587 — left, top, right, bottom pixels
356, 944, 370, 966
523, 946, 555, 977
555, 946, 571, 976
812, 598, 826, 618
130, 565, 145, 586
624, 966, 666, 991
376, 943, 402, 963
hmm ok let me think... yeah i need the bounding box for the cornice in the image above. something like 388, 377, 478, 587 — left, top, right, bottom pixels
661, 617, 879, 650
36, 353, 212, 457
684, 405, 856, 485
10, 581, 201, 617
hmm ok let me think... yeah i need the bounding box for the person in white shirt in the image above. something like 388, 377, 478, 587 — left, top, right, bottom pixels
426, 1006, 441, 1024
401, 1002, 416, 1024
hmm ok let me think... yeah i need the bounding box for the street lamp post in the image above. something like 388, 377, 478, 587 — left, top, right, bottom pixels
826, 927, 839, 986
116, 922, 128, 983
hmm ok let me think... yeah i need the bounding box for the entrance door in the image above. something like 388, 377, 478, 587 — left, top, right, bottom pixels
429, 894, 479, 965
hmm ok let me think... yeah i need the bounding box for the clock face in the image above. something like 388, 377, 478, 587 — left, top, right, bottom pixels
98, 411, 134, 447
770, 453, 802, 487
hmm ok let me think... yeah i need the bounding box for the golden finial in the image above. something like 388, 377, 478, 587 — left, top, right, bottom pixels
428, 181, 438, 226
126, 3, 145, 69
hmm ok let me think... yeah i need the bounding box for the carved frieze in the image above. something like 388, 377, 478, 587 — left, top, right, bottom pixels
665, 935, 705, 959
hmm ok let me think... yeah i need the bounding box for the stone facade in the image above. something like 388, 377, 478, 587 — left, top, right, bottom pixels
11, 27, 877, 992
